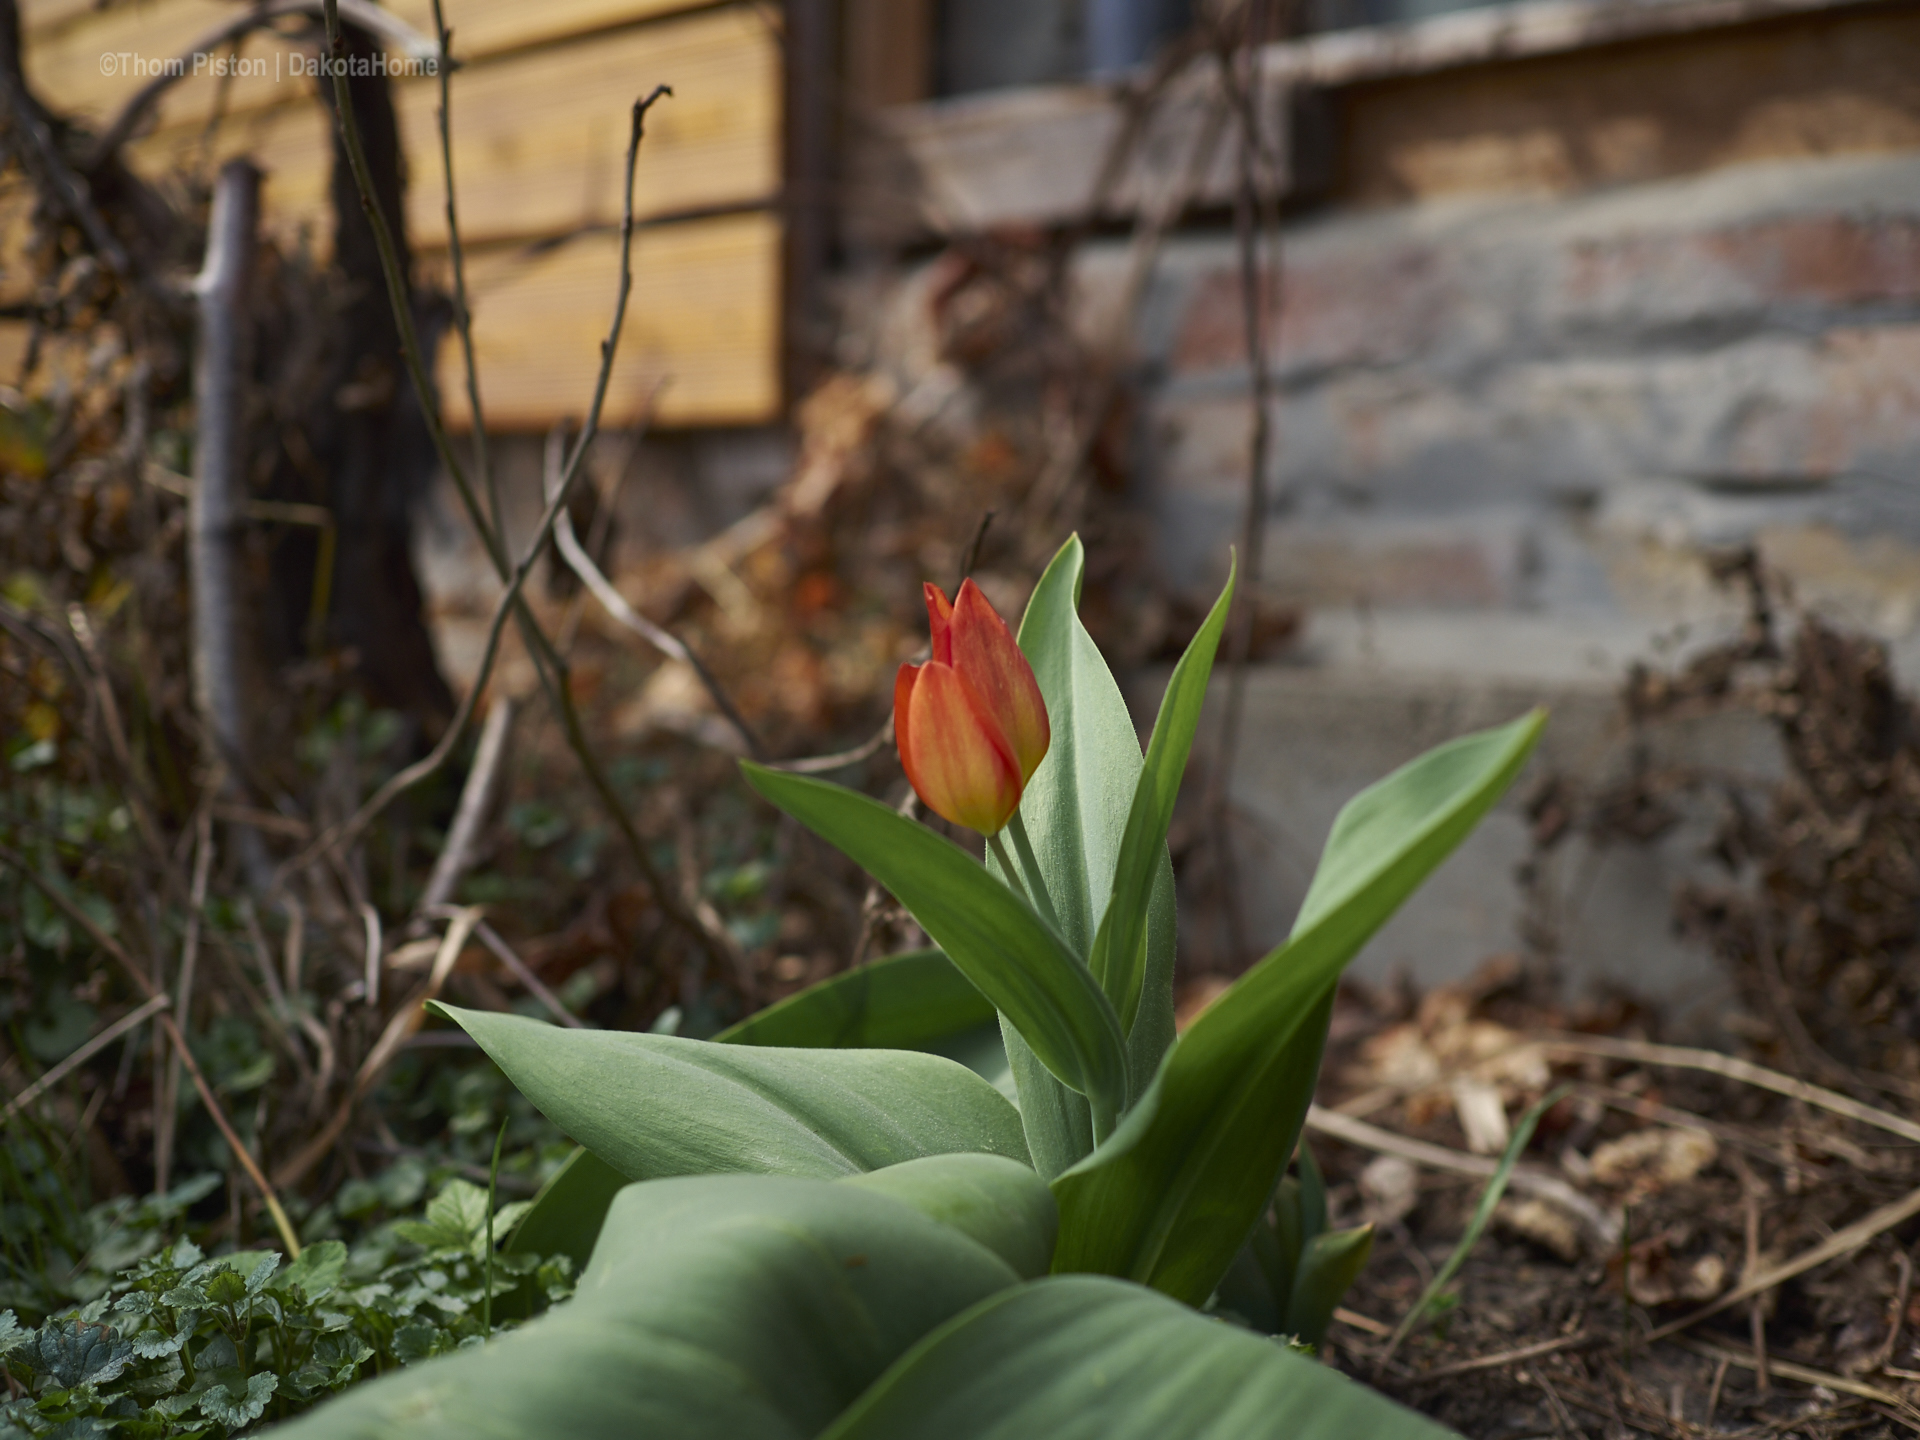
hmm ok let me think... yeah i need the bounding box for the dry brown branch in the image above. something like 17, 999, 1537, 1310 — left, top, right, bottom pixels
1648, 1182, 1920, 1342
1, 992, 169, 1125
1542, 1034, 1920, 1147
415, 695, 514, 920
0, 845, 302, 1255
543, 420, 765, 759
1406, 1331, 1601, 1380
436, 910, 585, 1029
311, 31, 733, 974
1306, 1103, 1621, 1247
155, 807, 213, 1195
1675, 1337, 1920, 1427
772, 717, 895, 775
273, 907, 480, 1188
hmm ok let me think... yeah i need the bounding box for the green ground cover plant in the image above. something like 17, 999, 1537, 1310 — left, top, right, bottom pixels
268, 534, 1544, 1439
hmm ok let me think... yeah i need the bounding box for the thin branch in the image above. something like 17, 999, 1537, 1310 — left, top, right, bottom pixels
274, 907, 481, 1188
156, 807, 213, 1195
271, 430, 592, 882
0, 845, 302, 1256
544, 428, 765, 759
310, 17, 732, 973
772, 717, 894, 774
1541, 1033, 1920, 1146
415, 695, 514, 919
427, 0, 498, 538
2, 993, 169, 1125
1647, 1181, 1920, 1343
1306, 1104, 1620, 1248
431, 908, 585, 1029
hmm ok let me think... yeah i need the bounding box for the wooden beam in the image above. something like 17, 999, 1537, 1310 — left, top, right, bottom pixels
433, 210, 783, 431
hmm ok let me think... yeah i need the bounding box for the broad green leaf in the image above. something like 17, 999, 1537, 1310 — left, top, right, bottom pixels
275, 1239, 346, 1301
740, 764, 1128, 1131
1053, 710, 1546, 1305
1088, 557, 1233, 1037
841, 1153, 1058, 1280
999, 535, 1180, 1178
717, 947, 995, 1048
1286, 1224, 1375, 1346
435, 1003, 1029, 1183
820, 1274, 1459, 1440
717, 947, 1009, 1093
502, 952, 1015, 1302
274, 1172, 1028, 1440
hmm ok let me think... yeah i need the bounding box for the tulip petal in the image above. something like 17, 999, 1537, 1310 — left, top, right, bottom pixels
893, 663, 921, 781
904, 662, 1022, 835
925, 584, 955, 666
950, 579, 1051, 785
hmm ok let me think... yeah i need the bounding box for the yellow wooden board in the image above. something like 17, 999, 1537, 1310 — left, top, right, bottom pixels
397, 8, 778, 247
435, 210, 781, 430
50, 7, 776, 249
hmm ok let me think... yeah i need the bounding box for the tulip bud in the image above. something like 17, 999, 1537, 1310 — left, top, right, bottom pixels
895, 579, 1051, 835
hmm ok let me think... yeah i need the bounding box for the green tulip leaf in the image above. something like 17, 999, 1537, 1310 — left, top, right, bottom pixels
501, 950, 1016, 1302
740, 763, 1129, 1132
840, 1152, 1058, 1280
274, 1172, 1029, 1440
717, 946, 1008, 1093
820, 1274, 1460, 1440
999, 534, 1180, 1178
1286, 1224, 1376, 1347
1087, 555, 1234, 1037
434, 1003, 1029, 1183
1052, 710, 1547, 1305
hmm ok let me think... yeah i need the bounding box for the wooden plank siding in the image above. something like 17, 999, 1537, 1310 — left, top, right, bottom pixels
15, 0, 784, 429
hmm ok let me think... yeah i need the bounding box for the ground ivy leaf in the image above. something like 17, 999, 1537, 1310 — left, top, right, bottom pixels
0, 1311, 22, 1360
198, 1372, 277, 1428
33, 1321, 132, 1388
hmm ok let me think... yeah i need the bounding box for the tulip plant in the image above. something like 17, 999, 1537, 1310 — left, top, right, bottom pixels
280, 536, 1542, 1439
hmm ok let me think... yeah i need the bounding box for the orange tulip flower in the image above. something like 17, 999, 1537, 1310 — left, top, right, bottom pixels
894, 580, 1050, 835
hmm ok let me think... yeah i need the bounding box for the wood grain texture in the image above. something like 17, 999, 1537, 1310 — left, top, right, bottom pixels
433, 210, 782, 430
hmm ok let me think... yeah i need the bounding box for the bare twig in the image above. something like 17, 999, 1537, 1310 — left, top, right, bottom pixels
416, 696, 515, 919
1407, 1331, 1600, 1380
1201, 0, 1285, 968
543, 423, 766, 759
431, 908, 585, 1029
1674, 1337, 1920, 1428
274, 907, 480, 1188
310, 23, 733, 973
0, 65, 130, 276
156, 807, 213, 1195
2, 993, 169, 1125
0, 846, 302, 1256
1306, 1103, 1620, 1247
358, 901, 383, 1007
772, 717, 895, 775
427, 0, 497, 538
1541, 1034, 1920, 1146
1648, 1182, 1920, 1342
189, 159, 259, 791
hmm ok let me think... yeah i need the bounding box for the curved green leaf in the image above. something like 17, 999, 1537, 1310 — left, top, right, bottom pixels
502, 952, 1014, 1298
1087, 557, 1233, 1036
275, 1172, 1028, 1440
436, 1003, 1029, 1182
1053, 710, 1547, 1305
820, 1274, 1459, 1440
718, 947, 1009, 1093
1286, 1224, 1375, 1346
1000, 535, 1180, 1178
841, 1153, 1058, 1280
740, 764, 1127, 1130
716, 947, 995, 1049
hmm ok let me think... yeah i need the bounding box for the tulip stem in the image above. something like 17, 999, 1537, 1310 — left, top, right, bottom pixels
1003, 811, 1065, 940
